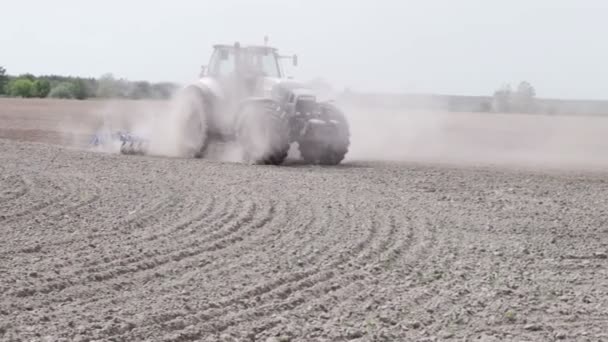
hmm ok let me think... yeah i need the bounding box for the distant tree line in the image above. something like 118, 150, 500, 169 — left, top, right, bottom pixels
490, 81, 537, 113
0, 67, 178, 100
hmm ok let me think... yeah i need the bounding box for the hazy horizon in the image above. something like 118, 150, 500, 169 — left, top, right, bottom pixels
2, 0, 607, 100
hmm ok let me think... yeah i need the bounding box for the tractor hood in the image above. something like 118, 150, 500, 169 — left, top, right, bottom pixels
268, 79, 316, 103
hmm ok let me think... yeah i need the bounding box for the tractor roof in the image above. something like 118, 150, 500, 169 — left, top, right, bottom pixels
213, 44, 278, 53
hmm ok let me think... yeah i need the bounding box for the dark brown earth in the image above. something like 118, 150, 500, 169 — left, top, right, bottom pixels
1, 98, 608, 342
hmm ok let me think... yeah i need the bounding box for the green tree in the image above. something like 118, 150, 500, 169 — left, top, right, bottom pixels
492, 84, 512, 113
514, 81, 536, 113
492, 81, 537, 113
150, 82, 178, 99
8, 78, 35, 98
32, 79, 51, 98
48, 82, 76, 99
81, 78, 98, 99
96, 73, 120, 98
479, 101, 492, 113
72, 78, 88, 100
517, 81, 536, 98
0, 66, 8, 95
129, 81, 151, 99
18, 73, 36, 82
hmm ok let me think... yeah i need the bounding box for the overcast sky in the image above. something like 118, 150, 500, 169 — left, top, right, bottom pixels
1, 0, 607, 99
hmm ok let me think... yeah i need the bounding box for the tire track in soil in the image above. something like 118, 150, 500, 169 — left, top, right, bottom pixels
487, 320, 608, 341
167, 200, 328, 294
103, 197, 330, 340
76, 192, 220, 269
36, 192, 214, 286
5, 192, 231, 330
5, 164, 422, 340
57, 197, 284, 341
100, 194, 309, 328
215, 207, 416, 339
396, 186, 603, 339
18, 195, 274, 321
381, 193, 495, 339
225, 191, 457, 341
120, 197, 273, 284
205, 214, 394, 337
189, 197, 350, 298
0, 176, 180, 273
269, 205, 462, 341
4, 135, 607, 341
167, 196, 324, 293
111, 189, 184, 235
476, 253, 608, 339
329, 209, 464, 341
351, 203, 464, 334
43, 174, 101, 217
0, 173, 105, 260
2, 168, 191, 286
0, 174, 29, 205
145, 199, 404, 341
39, 192, 207, 265
0, 172, 102, 232
156, 196, 339, 299
130, 197, 304, 290
0, 174, 72, 222
141, 195, 219, 241
78, 195, 242, 282
6, 175, 104, 247
6, 184, 181, 271
5, 193, 227, 301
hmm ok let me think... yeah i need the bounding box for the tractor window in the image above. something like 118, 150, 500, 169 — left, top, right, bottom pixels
245, 51, 281, 78
209, 49, 235, 77
260, 53, 281, 78
209, 48, 281, 78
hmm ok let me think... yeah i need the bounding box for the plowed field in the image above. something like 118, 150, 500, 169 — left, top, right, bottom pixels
1, 98, 607, 341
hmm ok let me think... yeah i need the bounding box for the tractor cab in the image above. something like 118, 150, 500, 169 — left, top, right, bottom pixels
201, 43, 297, 101
207, 44, 284, 79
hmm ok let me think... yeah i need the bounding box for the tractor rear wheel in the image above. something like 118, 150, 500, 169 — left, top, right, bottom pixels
171, 87, 209, 158
298, 103, 350, 165
236, 101, 290, 165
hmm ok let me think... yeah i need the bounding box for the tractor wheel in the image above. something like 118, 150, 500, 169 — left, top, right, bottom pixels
299, 142, 348, 165
299, 103, 350, 165
171, 87, 209, 158
236, 101, 289, 165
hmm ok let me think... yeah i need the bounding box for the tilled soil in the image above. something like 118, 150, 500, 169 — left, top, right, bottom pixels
1, 99, 608, 341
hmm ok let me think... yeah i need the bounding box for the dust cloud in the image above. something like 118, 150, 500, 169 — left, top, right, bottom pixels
88, 94, 242, 162
131, 93, 208, 158
82, 87, 608, 171
339, 101, 608, 170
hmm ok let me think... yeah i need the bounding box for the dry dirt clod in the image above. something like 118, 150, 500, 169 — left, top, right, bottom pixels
345, 329, 364, 339
593, 251, 607, 259
409, 321, 421, 329
524, 324, 542, 331
219, 333, 236, 341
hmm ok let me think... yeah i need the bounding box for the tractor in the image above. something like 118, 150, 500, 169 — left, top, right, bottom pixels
173, 41, 350, 165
